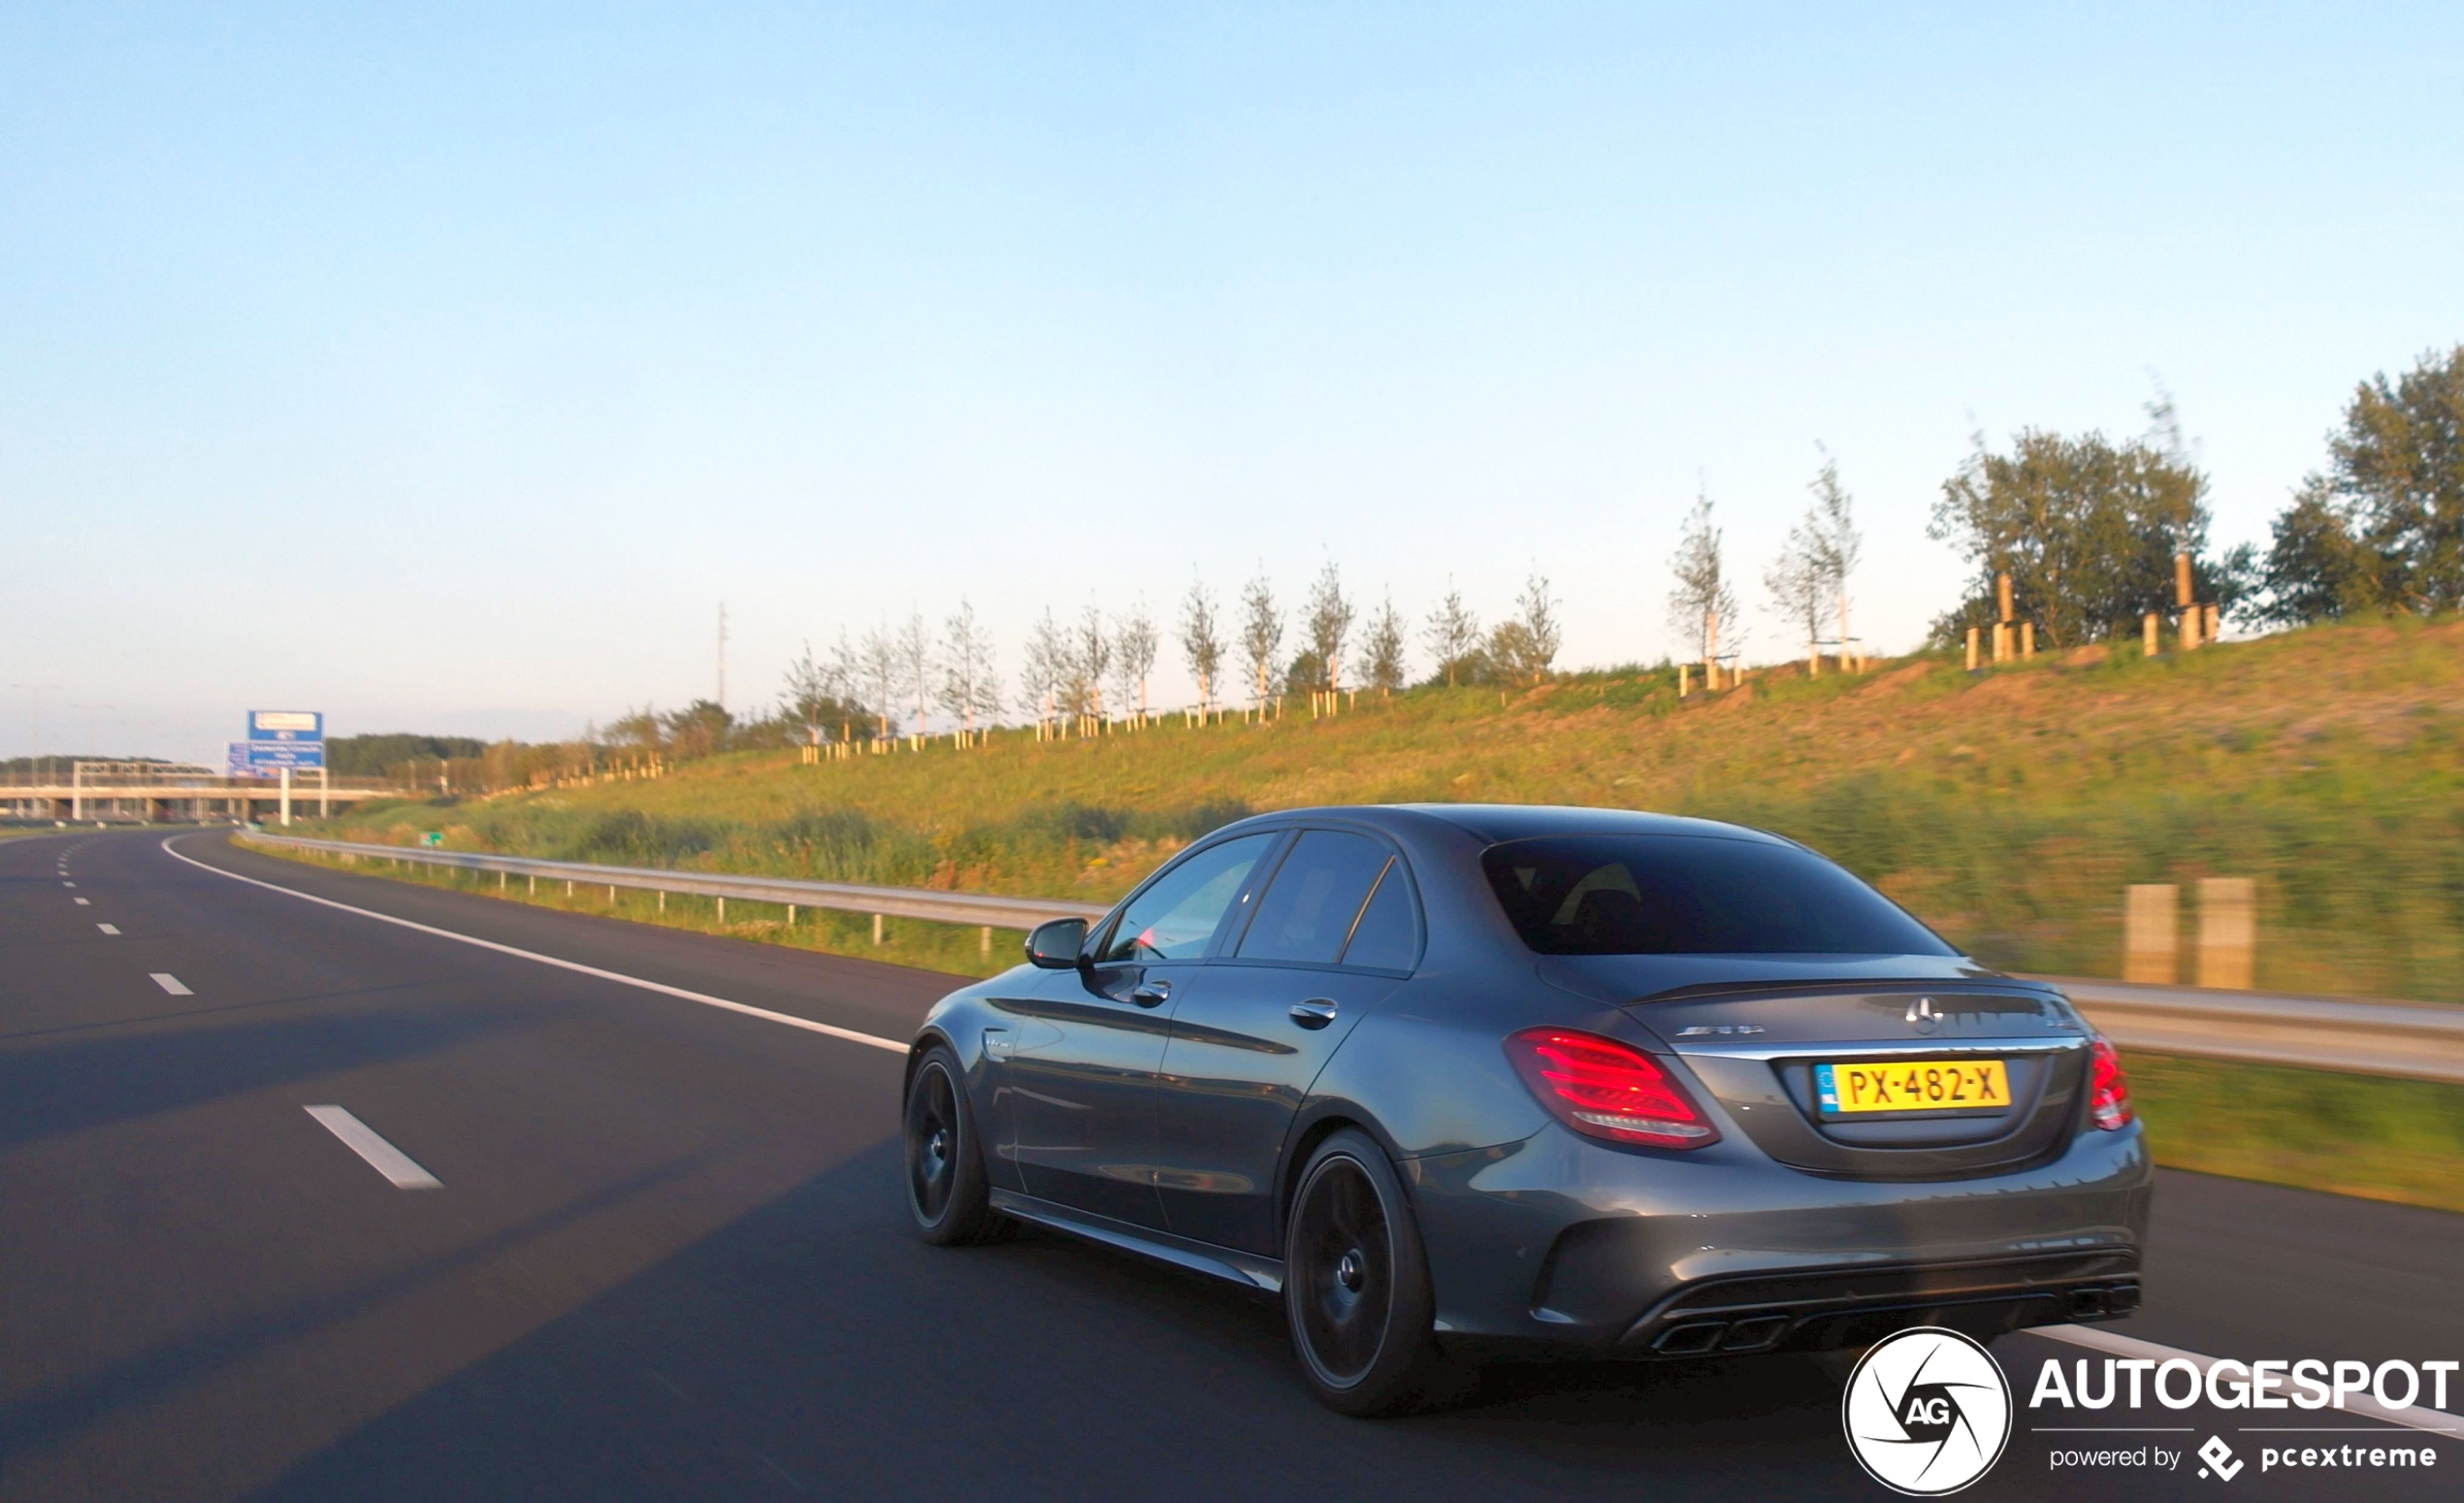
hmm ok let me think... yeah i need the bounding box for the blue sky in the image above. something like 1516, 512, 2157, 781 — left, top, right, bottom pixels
4, 3, 2459, 759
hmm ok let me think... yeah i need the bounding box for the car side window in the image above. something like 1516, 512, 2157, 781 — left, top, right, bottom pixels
1236, 830, 1393, 965
1338, 860, 1420, 971
1096, 833, 1280, 964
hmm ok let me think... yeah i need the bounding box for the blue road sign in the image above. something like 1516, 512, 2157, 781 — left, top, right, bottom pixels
248, 710, 323, 742
239, 740, 325, 769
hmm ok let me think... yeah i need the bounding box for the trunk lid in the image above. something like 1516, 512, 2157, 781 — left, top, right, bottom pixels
1539, 956, 2092, 1180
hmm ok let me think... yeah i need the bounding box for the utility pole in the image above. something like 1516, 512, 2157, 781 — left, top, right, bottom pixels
716, 602, 729, 711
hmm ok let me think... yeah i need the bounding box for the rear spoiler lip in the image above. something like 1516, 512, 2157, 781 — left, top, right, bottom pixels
1619, 975, 2067, 1007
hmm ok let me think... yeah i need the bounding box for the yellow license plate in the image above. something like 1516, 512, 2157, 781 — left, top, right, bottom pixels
1816, 1059, 2010, 1115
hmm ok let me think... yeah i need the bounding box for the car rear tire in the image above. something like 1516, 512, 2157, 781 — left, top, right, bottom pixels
903, 1044, 1010, 1246
1282, 1128, 1459, 1416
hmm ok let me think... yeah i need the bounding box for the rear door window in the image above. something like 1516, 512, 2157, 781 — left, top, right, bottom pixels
1236, 830, 1393, 965
1337, 861, 1420, 971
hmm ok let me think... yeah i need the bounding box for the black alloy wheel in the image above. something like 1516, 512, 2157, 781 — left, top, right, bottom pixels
1282, 1128, 1456, 1416
902, 1044, 1008, 1245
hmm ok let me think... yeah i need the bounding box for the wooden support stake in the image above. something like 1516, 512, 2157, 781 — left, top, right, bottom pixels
2123, 883, 2178, 984
2196, 877, 2256, 990
1996, 572, 2014, 624
2143, 611, 2160, 657
1965, 627, 1981, 671
2021, 622, 2035, 659
980, 926, 991, 954
717, 897, 726, 922
873, 913, 885, 945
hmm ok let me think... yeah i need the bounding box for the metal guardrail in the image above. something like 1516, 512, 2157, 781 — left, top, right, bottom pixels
2032, 977, 2464, 1087
242, 833, 1108, 932
242, 833, 2464, 1084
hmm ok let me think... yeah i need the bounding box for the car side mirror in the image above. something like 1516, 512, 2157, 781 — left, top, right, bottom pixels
1025, 917, 1089, 969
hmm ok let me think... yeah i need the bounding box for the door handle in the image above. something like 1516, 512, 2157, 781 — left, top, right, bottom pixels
1130, 979, 1173, 1008
1288, 1000, 1337, 1029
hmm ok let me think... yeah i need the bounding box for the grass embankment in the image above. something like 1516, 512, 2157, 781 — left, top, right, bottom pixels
308, 615, 2463, 999
274, 615, 2464, 1213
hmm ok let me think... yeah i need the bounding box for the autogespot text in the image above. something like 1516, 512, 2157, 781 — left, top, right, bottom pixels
2031, 1356, 2451, 1481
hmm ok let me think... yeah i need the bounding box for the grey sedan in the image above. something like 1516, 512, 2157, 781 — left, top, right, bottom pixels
899, 804, 2151, 1415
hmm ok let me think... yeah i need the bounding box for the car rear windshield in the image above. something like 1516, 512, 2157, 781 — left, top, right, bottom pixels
1480, 834, 1956, 956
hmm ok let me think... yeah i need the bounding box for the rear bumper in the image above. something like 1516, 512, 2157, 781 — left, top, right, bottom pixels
1402, 1118, 2152, 1356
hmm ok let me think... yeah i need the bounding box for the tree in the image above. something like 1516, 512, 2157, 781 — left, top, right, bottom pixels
1489, 572, 1562, 683
1074, 604, 1112, 720
1179, 575, 1225, 714
1766, 509, 1833, 660
898, 610, 934, 737
1021, 609, 1069, 730
1812, 447, 1863, 656
1356, 593, 1408, 695
780, 641, 854, 744
1421, 580, 1480, 686
859, 626, 901, 737
2258, 343, 2464, 620
1301, 561, 1354, 694
938, 601, 1002, 732
1669, 489, 1741, 667
1927, 426, 2210, 648
1114, 601, 1158, 720
1241, 574, 1282, 710
660, 700, 733, 760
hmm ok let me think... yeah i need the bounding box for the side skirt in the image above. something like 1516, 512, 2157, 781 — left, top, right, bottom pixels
988, 1189, 1286, 1294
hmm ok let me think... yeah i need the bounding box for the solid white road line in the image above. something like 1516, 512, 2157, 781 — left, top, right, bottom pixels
305, 1105, 442, 1190
96, 924, 119, 935
150, 973, 192, 997
161, 836, 908, 1055
2034, 1323, 2459, 1436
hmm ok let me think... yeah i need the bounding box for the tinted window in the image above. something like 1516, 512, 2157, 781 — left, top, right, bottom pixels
1339, 862, 1420, 970
1098, 833, 1279, 963
1238, 831, 1391, 964
1480, 834, 1954, 956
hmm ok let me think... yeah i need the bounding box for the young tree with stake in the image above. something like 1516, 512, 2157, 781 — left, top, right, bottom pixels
1180, 576, 1225, 717
1241, 574, 1282, 712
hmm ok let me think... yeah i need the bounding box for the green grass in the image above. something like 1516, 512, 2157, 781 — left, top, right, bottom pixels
2128, 1052, 2464, 1213
302, 616, 2464, 1003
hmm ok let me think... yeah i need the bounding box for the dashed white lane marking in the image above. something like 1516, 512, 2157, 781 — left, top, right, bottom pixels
73, 898, 89, 905
62, 881, 74, 888
2033, 1323, 2459, 1436
150, 973, 192, 997
304, 1105, 442, 1190
96, 924, 119, 935
161, 836, 907, 1054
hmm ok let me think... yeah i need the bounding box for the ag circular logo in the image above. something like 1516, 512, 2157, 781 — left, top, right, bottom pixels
1841, 1326, 2012, 1494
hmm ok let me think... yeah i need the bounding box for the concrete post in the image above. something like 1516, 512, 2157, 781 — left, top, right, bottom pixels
2196, 877, 2256, 990
1995, 572, 2014, 626
2174, 552, 2193, 609
873, 913, 885, 945
2021, 622, 2035, 659
980, 926, 991, 954
2123, 884, 2178, 984
2180, 608, 2198, 653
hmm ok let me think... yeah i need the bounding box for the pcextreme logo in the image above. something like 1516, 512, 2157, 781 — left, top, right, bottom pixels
1842, 1327, 2013, 1495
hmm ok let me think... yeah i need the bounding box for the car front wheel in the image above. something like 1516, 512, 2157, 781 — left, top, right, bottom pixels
902, 1043, 1009, 1246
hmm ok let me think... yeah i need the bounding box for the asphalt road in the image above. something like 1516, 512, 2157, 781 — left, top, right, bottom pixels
2, 829, 2455, 1502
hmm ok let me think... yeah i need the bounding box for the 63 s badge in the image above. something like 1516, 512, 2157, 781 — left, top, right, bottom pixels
1842, 1327, 2013, 1494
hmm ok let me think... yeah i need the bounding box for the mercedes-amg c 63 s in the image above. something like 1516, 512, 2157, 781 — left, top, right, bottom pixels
900, 804, 2151, 1415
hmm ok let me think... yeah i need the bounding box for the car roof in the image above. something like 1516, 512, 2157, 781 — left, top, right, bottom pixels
1213, 802, 1789, 847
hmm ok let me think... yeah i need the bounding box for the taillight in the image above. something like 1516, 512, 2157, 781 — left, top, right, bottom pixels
2090, 1034, 2133, 1130
1505, 1028, 1719, 1150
